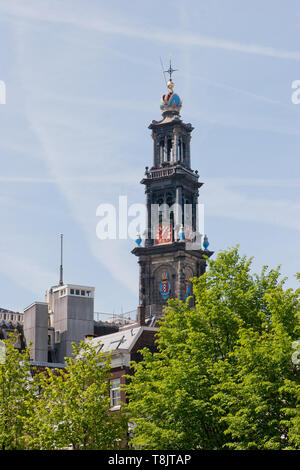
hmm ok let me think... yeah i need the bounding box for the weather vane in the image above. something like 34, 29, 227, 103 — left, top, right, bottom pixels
164, 57, 178, 81
160, 57, 178, 90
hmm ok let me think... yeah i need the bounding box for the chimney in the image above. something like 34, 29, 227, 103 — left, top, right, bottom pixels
137, 304, 145, 326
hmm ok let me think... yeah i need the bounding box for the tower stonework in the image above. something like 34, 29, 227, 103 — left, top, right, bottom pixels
132, 74, 213, 323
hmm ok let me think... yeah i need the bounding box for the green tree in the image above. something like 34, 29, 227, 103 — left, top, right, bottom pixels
125, 247, 300, 449
25, 340, 127, 450
0, 335, 33, 450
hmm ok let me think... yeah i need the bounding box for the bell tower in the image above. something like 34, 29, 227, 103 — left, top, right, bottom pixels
132, 63, 213, 323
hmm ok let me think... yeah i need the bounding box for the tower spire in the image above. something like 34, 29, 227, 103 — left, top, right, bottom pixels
160, 58, 182, 116
59, 233, 63, 286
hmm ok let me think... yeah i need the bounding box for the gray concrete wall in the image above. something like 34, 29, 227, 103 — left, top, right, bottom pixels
23, 302, 48, 362
53, 294, 94, 363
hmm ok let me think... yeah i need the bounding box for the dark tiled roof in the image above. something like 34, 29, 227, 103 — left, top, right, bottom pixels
0, 307, 22, 314
93, 320, 119, 337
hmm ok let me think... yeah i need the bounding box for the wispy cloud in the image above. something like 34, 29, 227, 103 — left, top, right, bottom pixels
191, 108, 300, 136
2, 0, 299, 307
1, 1, 300, 61
0, 173, 140, 184
203, 178, 300, 232
0, 176, 55, 183
184, 73, 282, 106
209, 178, 300, 189
9, 42, 140, 295
0, 251, 56, 300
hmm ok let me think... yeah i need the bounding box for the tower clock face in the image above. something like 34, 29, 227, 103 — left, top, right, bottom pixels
155, 224, 172, 245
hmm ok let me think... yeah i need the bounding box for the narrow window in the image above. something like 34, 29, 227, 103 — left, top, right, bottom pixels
167, 138, 172, 162
110, 378, 121, 407
170, 211, 174, 241
159, 211, 163, 228
166, 193, 173, 206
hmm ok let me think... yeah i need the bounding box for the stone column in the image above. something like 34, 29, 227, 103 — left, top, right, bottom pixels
192, 193, 197, 236
152, 133, 158, 167
164, 135, 167, 163
145, 190, 152, 247
187, 135, 191, 168
173, 130, 178, 163
178, 137, 182, 162
175, 186, 182, 240
176, 257, 186, 300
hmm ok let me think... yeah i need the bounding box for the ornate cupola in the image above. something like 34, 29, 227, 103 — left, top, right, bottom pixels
132, 62, 213, 324
151, 77, 191, 170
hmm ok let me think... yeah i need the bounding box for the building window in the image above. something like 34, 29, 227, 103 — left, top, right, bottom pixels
70, 289, 74, 295
55, 331, 61, 344
110, 378, 121, 408
75, 289, 80, 295
81, 290, 85, 296
86, 291, 91, 297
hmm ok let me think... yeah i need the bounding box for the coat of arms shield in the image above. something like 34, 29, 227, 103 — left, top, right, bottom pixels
159, 272, 171, 300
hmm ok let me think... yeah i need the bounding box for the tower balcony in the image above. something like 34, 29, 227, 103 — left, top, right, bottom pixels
144, 164, 199, 182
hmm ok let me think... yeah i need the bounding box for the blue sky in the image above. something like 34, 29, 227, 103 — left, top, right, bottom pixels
0, 0, 299, 315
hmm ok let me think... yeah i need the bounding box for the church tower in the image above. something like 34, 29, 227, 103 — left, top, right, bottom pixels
132, 64, 213, 324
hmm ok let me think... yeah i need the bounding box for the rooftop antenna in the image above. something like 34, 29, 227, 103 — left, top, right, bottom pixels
59, 233, 63, 286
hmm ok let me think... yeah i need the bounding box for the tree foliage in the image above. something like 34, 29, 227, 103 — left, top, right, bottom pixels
0, 338, 127, 449
0, 335, 32, 450
125, 247, 300, 449
25, 340, 127, 450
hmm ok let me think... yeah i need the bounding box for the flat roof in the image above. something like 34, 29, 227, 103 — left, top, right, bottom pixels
55, 284, 95, 289
24, 301, 48, 312
30, 361, 66, 368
